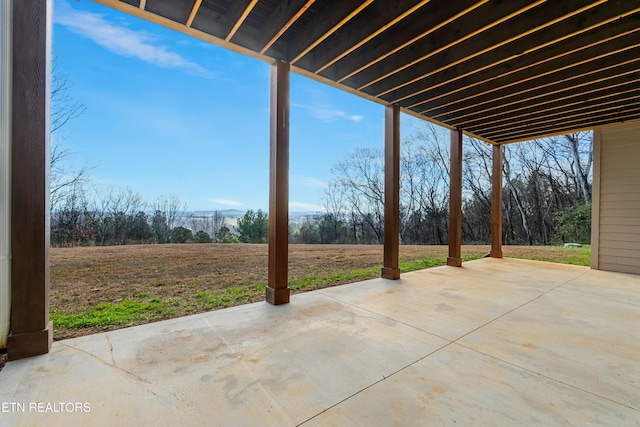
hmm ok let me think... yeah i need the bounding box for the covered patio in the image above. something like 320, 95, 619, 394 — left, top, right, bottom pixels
1, 257, 639, 425
1, 8, 640, 427
2, 0, 640, 362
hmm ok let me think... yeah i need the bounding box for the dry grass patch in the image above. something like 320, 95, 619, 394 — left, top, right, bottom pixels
50, 244, 588, 340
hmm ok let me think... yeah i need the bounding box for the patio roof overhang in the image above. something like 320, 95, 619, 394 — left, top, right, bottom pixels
95, 0, 640, 144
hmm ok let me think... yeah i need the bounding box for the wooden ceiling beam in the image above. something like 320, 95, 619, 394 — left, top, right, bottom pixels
430, 56, 640, 122
416, 43, 640, 116
224, 0, 259, 41
320, 0, 487, 82
481, 98, 640, 138
259, 0, 316, 54
295, 0, 432, 74
370, 0, 609, 97
288, 0, 373, 64
337, 0, 491, 84
465, 86, 640, 134
451, 77, 640, 129
391, 13, 640, 110
489, 110, 640, 143
185, 0, 202, 28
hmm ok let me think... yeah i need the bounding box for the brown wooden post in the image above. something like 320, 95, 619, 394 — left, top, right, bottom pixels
382, 104, 400, 279
490, 143, 503, 258
266, 60, 290, 305
8, 0, 53, 360
447, 128, 463, 267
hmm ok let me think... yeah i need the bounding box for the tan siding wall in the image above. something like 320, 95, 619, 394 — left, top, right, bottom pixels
595, 121, 640, 275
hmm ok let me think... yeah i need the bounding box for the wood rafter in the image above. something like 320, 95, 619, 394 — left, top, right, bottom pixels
260, 0, 316, 54
372, 0, 605, 96
314, 0, 433, 74
438, 62, 640, 126
397, 19, 640, 109
337, 0, 490, 84
493, 110, 640, 144
414, 41, 640, 114
388, 4, 637, 108
225, 0, 259, 42
470, 87, 640, 136
447, 72, 640, 127
483, 99, 640, 139
185, 0, 202, 28
363, 0, 559, 91
289, 0, 373, 65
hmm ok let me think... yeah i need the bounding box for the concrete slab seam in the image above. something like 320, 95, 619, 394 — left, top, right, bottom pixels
454, 341, 640, 413
296, 340, 457, 427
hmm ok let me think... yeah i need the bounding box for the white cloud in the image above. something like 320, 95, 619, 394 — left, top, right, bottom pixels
54, 1, 211, 77
290, 201, 325, 212
302, 103, 365, 123
212, 198, 244, 207
291, 175, 328, 189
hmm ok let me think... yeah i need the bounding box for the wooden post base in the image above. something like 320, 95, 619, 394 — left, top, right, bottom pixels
7, 321, 53, 361
266, 287, 290, 305
447, 257, 462, 267
490, 250, 503, 258
381, 267, 400, 280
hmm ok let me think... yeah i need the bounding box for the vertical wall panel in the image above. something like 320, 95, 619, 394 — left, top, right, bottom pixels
593, 120, 640, 275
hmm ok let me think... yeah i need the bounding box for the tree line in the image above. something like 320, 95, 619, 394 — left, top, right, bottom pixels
291, 125, 592, 246
52, 125, 592, 248
50, 185, 275, 247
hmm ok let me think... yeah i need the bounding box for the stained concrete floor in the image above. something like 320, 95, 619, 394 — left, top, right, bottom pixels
1, 258, 639, 426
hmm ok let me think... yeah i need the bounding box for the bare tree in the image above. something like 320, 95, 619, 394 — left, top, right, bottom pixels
50, 58, 91, 213
190, 211, 227, 242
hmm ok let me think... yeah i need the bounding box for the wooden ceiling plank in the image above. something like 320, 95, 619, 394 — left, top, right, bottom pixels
481, 99, 640, 138
426, 53, 640, 120
289, 0, 373, 65
371, 0, 605, 95
337, 0, 492, 84
452, 79, 640, 129
386, 8, 638, 106
491, 110, 640, 143
260, 0, 316, 54
444, 69, 639, 125
497, 116, 640, 144
414, 43, 640, 114
465, 87, 640, 133
186, 0, 202, 28
225, 0, 259, 41
311, 0, 433, 74
94, 0, 274, 62
317, 0, 484, 79
479, 95, 640, 135
395, 11, 640, 110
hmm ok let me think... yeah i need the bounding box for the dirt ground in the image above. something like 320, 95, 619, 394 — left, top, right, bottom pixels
48, 243, 585, 340
50, 244, 485, 313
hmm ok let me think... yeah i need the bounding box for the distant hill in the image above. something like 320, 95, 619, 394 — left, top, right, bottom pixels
186, 210, 324, 220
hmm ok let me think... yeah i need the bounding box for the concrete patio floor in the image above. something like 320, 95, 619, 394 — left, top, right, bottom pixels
1, 257, 639, 426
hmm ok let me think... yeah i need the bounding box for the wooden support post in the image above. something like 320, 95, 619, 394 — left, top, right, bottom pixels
447, 129, 463, 267
490, 143, 503, 258
382, 104, 400, 279
266, 60, 290, 305
8, 0, 53, 360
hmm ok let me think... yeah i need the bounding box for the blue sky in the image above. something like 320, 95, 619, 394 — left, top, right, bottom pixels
52, 0, 429, 212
